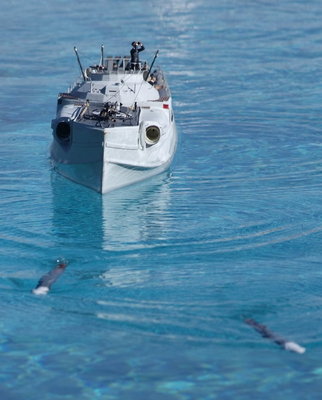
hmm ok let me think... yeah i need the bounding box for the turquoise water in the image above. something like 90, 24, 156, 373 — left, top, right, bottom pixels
1, 0, 322, 398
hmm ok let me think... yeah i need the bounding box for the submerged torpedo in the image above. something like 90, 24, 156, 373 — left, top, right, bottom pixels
33, 258, 68, 295
245, 318, 305, 354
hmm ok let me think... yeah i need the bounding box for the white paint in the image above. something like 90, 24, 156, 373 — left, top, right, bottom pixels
284, 341, 306, 354
32, 286, 49, 295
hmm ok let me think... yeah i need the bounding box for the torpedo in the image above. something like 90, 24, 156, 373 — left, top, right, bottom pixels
245, 318, 305, 354
33, 258, 68, 295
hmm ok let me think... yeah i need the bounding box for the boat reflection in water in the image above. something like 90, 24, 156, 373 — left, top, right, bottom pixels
50, 171, 173, 253
101, 173, 172, 251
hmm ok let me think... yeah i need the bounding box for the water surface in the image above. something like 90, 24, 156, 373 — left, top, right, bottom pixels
1, 1, 322, 399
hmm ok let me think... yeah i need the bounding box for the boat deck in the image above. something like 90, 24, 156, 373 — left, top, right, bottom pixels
81, 102, 140, 128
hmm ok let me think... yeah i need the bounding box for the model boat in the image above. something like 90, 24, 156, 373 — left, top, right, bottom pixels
50, 42, 177, 193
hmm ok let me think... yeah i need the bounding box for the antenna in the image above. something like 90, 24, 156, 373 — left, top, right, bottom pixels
73, 46, 86, 81
145, 50, 159, 81
100, 44, 104, 66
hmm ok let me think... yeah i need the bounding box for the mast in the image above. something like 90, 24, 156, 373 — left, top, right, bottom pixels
145, 50, 159, 81
100, 44, 104, 66
73, 46, 86, 81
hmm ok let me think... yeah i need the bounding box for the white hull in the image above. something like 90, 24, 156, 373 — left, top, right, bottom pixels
102, 157, 174, 193
51, 119, 177, 194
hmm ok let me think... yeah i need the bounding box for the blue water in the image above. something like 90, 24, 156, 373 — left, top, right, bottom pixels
1, 0, 322, 398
